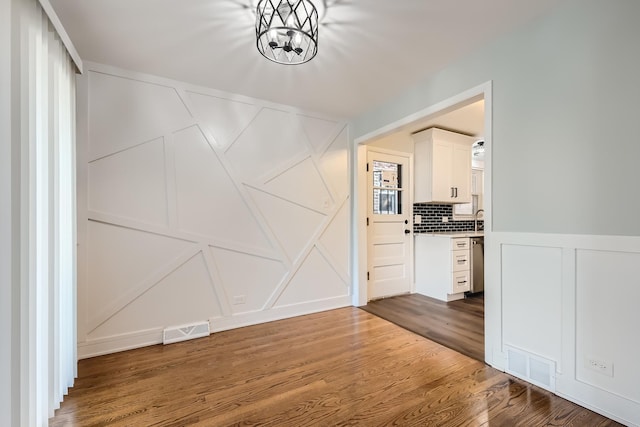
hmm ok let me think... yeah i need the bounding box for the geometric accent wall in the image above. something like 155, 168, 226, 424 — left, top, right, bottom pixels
77, 64, 350, 358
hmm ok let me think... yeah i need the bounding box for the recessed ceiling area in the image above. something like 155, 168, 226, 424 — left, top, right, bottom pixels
411, 99, 485, 139
365, 98, 484, 155
49, 0, 564, 118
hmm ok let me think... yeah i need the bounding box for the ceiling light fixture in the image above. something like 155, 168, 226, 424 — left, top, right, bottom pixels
473, 140, 485, 157
256, 0, 320, 65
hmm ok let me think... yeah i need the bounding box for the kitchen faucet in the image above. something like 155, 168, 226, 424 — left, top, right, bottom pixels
474, 209, 484, 232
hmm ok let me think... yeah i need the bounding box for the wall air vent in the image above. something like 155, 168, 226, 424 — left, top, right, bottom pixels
162, 321, 210, 345
505, 346, 556, 392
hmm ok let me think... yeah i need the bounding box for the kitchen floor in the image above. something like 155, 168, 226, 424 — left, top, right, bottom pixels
361, 293, 484, 361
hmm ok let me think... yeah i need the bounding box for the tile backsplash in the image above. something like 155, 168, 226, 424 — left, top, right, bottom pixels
413, 203, 483, 233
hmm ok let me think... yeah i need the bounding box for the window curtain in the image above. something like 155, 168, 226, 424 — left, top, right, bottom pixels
19, 0, 78, 424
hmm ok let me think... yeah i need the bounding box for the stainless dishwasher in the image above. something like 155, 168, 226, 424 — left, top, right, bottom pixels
470, 237, 484, 293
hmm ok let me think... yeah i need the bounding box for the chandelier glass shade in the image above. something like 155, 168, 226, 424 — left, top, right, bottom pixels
256, 0, 319, 65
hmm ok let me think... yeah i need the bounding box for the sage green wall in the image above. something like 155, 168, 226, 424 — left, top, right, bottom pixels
352, 0, 640, 236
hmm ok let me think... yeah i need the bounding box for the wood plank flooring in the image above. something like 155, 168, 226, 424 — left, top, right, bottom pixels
361, 293, 485, 361
50, 307, 619, 426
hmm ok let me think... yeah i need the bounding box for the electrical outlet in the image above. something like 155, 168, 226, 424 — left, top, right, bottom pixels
232, 295, 246, 305
414, 214, 422, 224
584, 356, 613, 377
442, 216, 449, 223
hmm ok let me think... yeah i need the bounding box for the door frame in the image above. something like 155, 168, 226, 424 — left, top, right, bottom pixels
353, 81, 493, 360
366, 147, 414, 300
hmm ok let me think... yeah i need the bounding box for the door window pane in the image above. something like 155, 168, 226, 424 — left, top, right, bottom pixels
372, 161, 402, 215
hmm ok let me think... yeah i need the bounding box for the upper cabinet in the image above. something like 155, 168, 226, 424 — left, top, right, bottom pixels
412, 128, 474, 204
453, 168, 484, 218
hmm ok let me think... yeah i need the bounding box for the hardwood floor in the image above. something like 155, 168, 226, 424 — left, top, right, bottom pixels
361, 293, 485, 361
50, 307, 619, 426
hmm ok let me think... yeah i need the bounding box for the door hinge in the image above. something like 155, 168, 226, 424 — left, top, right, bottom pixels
366, 217, 369, 226
367, 271, 370, 281
366, 162, 369, 172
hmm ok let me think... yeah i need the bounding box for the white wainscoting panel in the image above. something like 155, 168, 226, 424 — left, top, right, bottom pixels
86, 220, 197, 328
210, 247, 286, 314
89, 137, 169, 227
319, 127, 350, 200
88, 71, 194, 161
273, 247, 349, 308
299, 114, 342, 154
90, 252, 222, 338
263, 157, 332, 213
501, 244, 562, 364
172, 125, 273, 254
225, 108, 311, 183
248, 187, 326, 264
78, 63, 350, 358
185, 91, 259, 151
576, 249, 640, 404
490, 232, 640, 426
318, 199, 351, 280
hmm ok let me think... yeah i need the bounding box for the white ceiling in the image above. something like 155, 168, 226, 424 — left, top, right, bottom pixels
49, 0, 563, 119
413, 99, 485, 138
367, 99, 485, 152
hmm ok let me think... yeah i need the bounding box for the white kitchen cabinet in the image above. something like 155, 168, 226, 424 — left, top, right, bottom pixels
414, 235, 471, 302
453, 168, 484, 218
413, 128, 474, 203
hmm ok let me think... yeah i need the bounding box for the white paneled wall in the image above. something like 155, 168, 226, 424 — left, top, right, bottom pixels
77, 64, 350, 358
492, 232, 640, 425
502, 244, 562, 362
575, 249, 640, 403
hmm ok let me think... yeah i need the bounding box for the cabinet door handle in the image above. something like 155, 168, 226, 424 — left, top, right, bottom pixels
457, 280, 467, 284
451, 187, 454, 198
454, 187, 458, 198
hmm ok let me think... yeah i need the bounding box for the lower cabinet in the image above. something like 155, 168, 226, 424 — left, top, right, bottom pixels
451, 270, 471, 294
415, 235, 471, 301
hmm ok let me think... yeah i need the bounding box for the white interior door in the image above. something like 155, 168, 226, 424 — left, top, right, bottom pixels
367, 149, 412, 300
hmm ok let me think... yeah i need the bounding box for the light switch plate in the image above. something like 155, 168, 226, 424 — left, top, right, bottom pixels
442, 216, 449, 223
414, 215, 421, 224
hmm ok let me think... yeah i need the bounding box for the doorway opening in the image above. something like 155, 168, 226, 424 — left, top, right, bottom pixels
366, 149, 413, 300
354, 82, 492, 363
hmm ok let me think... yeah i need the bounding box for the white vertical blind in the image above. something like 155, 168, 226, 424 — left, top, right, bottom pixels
0, 0, 13, 424
19, 0, 78, 424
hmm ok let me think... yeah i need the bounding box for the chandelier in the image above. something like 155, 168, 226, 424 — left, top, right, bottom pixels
256, 0, 319, 65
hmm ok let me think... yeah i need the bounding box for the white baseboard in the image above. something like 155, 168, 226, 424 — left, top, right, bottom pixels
78, 327, 163, 359
78, 295, 352, 359
555, 379, 639, 427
